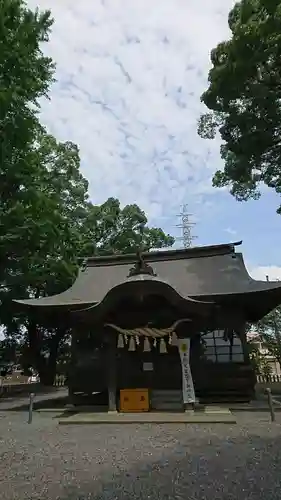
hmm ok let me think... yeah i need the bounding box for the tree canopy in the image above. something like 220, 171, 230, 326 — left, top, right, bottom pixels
198, 0, 281, 212
0, 0, 56, 335
255, 306, 281, 366
247, 305, 281, 376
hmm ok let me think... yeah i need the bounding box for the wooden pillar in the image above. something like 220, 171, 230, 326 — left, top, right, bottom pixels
67, 328, 77, 407
237, 321, 250, 363
107, 332, 117, 413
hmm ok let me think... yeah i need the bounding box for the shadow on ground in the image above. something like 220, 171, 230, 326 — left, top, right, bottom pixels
0, 388, 68, 412
57, 432, 281, 500
0, 390, 110, 414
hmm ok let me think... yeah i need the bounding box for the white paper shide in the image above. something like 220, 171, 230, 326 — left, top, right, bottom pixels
178, 338, 196, 404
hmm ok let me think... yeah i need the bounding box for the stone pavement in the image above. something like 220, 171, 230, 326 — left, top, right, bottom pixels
0, 387, 68, 411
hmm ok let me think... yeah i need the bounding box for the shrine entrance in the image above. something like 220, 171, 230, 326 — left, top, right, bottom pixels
69, 287, 212, 413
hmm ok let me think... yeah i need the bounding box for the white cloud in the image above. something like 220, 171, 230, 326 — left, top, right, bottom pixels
27, 0, 235, 221
225, 227, 237, 237
22, 0, 281, 275
248, 266, 281, 282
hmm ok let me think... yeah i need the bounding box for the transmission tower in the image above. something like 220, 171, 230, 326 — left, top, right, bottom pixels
176, 204, 197, 249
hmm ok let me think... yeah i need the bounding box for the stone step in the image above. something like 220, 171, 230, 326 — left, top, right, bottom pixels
151, 390, 182, 402
58, 410, 237, 425
150, 390, 183, 411
151, 402, 184, 411
151, 390, 182, 397
151, 397, 183, 404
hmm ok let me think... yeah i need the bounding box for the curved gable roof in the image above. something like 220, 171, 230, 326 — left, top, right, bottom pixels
13, 241, 281, 321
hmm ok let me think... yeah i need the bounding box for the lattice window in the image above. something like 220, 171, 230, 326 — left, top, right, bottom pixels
202, 330, 244, 363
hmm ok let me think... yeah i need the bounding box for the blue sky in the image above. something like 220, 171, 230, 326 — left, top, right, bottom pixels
27, 0, 281, 281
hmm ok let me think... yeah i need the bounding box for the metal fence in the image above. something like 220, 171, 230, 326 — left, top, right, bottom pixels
257, 374, 281, 383
53, 374, 67, 387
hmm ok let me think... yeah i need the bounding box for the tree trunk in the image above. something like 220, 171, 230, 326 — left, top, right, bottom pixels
276, 357, 281, 371
27, 319, 46, 381
27, 321, 65, 386
43, 334, 61, 386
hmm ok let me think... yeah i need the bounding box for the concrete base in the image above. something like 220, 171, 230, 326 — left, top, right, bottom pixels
36, 401, 281, 415
64, 404, 75, 410
58, 407, 236, 425
230, 402, 281, 412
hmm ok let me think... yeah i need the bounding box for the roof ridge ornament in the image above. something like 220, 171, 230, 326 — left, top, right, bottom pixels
128, 222, 157, 277
128, 250, 157, 277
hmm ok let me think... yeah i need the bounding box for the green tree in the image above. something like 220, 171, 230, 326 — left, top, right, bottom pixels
0, 0, 87, 384
21, 194, 174, 385
2, 132, 174, 384
0, 338, 18, 364
248, 340, 273, 377
256, 306, 281, 366
198, 0, 281, 212
81, 197, 174, 257
0, 0, 55, 319
0, 128, 91, 384
247, 305, 281, 377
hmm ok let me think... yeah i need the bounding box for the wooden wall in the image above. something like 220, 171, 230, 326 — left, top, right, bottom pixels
69, 334, 256, 403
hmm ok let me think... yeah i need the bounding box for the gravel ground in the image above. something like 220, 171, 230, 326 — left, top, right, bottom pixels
0, 410, 281, 500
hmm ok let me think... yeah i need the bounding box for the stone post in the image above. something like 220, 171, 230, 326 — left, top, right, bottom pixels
107, 333, 117, 413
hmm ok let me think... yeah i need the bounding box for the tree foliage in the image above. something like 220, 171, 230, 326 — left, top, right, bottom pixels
247, 305, 281, 376
0, 0, 58, 357
81, 197, 174, 257
1, 124, 174, 383
255, 306, 281, 365
198, 0, 281, 212
0, 0, 55, 317
248, 341, 273, 376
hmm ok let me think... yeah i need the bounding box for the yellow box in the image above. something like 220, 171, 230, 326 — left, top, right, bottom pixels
119, 388, 149, 412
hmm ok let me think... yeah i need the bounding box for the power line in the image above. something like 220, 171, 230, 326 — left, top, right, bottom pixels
175, 204, 197, 249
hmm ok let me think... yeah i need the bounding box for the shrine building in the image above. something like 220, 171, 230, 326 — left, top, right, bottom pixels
14, 241, 281, 412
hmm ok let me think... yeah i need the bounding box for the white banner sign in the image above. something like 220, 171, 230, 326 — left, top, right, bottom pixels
178, 338, 195, 404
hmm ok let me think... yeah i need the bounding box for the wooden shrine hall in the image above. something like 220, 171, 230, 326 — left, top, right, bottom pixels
14, 241, 281, 412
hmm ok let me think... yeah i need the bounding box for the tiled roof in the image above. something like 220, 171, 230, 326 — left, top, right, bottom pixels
13, 241, 281, 321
